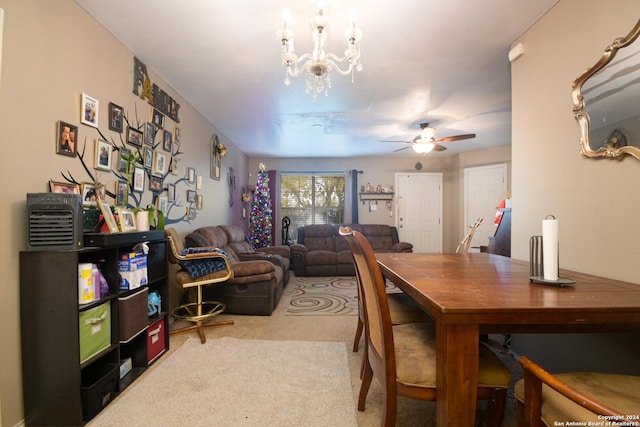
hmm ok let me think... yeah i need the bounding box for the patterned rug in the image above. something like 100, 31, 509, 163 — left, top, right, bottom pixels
286, 276, 400, 316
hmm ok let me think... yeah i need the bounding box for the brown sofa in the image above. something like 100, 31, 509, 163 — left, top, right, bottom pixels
184, 225, 291, 315
290, 224, 412, 276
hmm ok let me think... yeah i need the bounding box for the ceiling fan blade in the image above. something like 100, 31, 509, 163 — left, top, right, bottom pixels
381, 140, 413, 143
433, 133, 476, 143
393, 146, 412, 152
433, 144, 447, 152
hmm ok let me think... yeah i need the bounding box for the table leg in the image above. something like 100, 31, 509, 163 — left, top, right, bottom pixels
436, 322, 480, 427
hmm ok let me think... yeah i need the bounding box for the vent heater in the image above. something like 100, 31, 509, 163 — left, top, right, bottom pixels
27, 193, 83, 250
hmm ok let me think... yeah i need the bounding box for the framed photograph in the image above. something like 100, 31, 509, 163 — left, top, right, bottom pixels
186, 167, 195, 184
156, 195, 168, 216
171, 157, 179, 175
210, 134, 221, 180
152, 150, 168, 177
196, 175, 203, 190
116, 180, 128, 206
108, 102, 123, 133
97, 197, 119, 233
162, 129, 172, 152
133, 166, 145, 192
56, 121, 78, 157
81, 93, 99, 127
174, 126, 181, 145
143, 147, 153, 169
196, 194, 203, 210
81, 182, 98, 206
118, 148, 131, 172
127, 126, 143, 147
187, 190, 197, 203
151, 108, 164, 128
149, 175, 163, 192
167, 183, 176, 202
94, 139, 112, 171
145, 122, 155, 146
50, 180, 80, 195
187, 206, 196, 220
116, 208, 136, 232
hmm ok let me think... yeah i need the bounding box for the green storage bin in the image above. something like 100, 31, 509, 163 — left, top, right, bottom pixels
79, 302, 111, 363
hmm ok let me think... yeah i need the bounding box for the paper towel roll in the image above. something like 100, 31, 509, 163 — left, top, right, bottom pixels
78, 263, 95, 304
542, 216, 559, 281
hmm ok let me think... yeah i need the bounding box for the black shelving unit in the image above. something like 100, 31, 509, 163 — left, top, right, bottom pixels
20, 231, 169, 426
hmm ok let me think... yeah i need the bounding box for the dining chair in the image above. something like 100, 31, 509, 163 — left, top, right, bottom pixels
165, 228, 235, 344
515, 355, 640, 427
456, 216, 483, 253
339, 226, 511, 427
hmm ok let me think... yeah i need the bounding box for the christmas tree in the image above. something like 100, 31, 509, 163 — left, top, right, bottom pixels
248, 163, 272, 248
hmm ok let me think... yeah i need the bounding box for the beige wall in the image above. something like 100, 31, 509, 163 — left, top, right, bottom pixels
0, 1, 248, 425
509, 0, 640, 373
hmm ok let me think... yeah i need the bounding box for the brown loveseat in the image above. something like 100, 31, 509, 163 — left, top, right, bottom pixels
290, 224, 412, 276
184, 225, 291, 315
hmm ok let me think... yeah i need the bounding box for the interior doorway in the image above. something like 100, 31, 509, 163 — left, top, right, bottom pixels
395, 173, 442, 253
463, 163, 508, 250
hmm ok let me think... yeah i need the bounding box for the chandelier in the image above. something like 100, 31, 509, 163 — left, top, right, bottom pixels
277, 1, 363, 101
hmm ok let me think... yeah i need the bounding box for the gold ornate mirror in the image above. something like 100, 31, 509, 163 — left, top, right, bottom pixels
572, 19, 640, 160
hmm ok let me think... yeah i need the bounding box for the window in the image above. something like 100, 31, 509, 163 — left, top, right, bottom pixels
280, 173, 345, 241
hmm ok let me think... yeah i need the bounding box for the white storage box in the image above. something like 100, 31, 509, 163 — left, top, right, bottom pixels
118, 251, 148, 291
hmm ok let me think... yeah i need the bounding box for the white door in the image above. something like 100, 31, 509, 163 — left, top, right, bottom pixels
395, 173, 442, 253
463, 164, 507, 249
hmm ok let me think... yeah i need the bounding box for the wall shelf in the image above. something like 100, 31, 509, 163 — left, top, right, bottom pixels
359, 192, 394, 204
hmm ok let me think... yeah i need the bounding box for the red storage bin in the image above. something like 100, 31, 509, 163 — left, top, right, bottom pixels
147, 318, 166, 364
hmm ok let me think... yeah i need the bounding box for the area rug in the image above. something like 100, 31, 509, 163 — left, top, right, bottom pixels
88, 337, 357, 427
286, 276, 400, 316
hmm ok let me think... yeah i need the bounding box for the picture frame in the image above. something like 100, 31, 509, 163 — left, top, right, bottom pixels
116, 208, 137, 232
127, 126, 143, 147
171, 157, 179, 175
151, 108, 164, 128
81, 93, 99, 127
167, 183, 175, 202
174, 126, 181, 145
81, 182, 98, 207
186, 190, 197, 203
49, 180, 80, 195
196, 194, 203, 210
149, 175, 163, 192
94, 139, 112, 171
156, 195, 168, 216
56, 121, 78, 157
108, 102, 123, 133
210, 134, 221, 180
143, 147, 153, 169
196, 175, 202, 190
152, 150, 168, 177
187, 206, 196, 220
133, 166, 145, 192
116, 180, 128, 206
186, 167, 195, 184
163, 129, 172, 152
97, 197, 119, 233
145, 122, 155, 146
118, 148, 131, 172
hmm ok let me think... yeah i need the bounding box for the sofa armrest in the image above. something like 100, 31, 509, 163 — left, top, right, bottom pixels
260, 245, 291, 259
230, 259, 275, 277
392, 242, 413, 253
238, 253, 286, 271
290, 243, 308, 276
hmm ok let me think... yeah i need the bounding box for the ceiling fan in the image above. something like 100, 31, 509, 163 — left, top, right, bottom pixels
382, 122, 476, 153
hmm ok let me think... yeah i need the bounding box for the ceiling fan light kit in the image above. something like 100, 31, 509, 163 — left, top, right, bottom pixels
384, 122, 476, 154
277, 1, 363, 101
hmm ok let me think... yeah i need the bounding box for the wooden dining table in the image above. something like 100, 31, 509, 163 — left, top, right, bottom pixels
376, 252, 640, 427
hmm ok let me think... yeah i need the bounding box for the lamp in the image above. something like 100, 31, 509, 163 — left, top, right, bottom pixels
412, 126, 437, 153
277, 1, 363, 100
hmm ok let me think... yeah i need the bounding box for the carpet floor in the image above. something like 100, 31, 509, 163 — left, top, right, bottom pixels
96, 272, 521, 426
89, 337, 357, 427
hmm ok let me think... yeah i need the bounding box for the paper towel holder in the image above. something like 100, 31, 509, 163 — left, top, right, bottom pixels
528, 235, 576, 286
